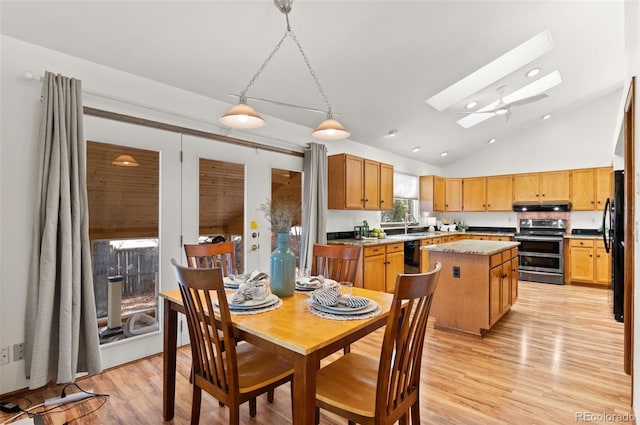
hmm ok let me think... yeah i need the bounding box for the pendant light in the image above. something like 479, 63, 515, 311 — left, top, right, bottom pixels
219, 0, 350, 141
112, 154, 139, 167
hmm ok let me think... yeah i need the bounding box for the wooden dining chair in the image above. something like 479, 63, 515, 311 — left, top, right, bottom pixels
184, 241, 235, 276
170, 259, 294, 425
315, 262, 442, 425
311, 244, 361, 284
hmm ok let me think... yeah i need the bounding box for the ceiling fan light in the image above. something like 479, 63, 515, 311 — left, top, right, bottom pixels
526, 67, 541, 78
112, 154, 140, 167
312, 118, 350, 140
219, 102, 266, 129
495, 108, 509, 115
465, 101, 478, 109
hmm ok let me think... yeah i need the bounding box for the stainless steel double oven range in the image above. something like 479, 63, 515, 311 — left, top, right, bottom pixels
514, 218, 566, 285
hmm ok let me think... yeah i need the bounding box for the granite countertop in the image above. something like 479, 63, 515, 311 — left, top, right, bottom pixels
421, 240, 520, 256
327, 231, 514, 246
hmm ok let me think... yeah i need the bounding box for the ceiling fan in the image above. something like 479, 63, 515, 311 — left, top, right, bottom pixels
458, 90, 548, 121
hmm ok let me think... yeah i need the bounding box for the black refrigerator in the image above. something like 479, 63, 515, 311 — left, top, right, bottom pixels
603, 170, 624, 322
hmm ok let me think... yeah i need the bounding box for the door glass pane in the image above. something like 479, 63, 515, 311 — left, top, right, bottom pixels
87, 142, 160, 345
199, 158, 245, 272
271, 168, 302, 264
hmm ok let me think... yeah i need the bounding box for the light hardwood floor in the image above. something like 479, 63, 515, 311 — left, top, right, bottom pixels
1, 281, 633, 424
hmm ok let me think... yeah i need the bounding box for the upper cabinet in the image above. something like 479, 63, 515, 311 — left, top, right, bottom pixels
462, 177, 486, 212
379, 163, 394, 211
328, 153, 393, 210
445, 178, 463, 212
420, 175, 445, 212
570, 167, 612, 211
486, 175, 513, 211
513, 171, 570, 203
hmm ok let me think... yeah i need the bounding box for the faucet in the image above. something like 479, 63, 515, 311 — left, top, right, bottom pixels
404, 214, 416, 234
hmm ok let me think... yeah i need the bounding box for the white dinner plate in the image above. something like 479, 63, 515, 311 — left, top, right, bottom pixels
223, 277, 243, 289
311, 299, 377, 315
224, 293, 279, 310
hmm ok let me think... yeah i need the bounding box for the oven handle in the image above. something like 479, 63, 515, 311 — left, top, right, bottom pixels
514, 235, 564, 241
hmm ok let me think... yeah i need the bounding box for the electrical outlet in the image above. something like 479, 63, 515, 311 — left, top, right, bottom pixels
0, 346, 9, 365
453, 266, 461, 278
14, 343, 24, 361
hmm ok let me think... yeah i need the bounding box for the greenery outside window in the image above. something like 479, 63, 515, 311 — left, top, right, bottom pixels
381, 198, 419, 224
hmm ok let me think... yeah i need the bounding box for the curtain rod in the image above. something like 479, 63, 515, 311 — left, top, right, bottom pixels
23, 71, 306, 155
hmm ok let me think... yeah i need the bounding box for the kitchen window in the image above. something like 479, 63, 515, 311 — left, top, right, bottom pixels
381, 173, 419, 223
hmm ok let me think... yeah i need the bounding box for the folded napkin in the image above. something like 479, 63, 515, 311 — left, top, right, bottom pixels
231, 283, 255, 304
248, 271, 269, 282
311, 286, 340, 306
339, 296, 369, 309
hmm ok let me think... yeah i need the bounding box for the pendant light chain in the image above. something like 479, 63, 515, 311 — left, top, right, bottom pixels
240, 10, 332, 116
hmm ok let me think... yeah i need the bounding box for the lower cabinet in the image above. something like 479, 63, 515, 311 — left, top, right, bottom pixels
362, 242, 404, 293
489, 249, 518, 327
568, 238, 610, 286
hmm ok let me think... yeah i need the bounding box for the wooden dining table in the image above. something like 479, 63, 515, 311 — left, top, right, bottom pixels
160, 286, 395, 424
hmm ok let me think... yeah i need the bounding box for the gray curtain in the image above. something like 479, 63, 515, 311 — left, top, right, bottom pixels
300, 142, 328, 270
25, 72, 102, 389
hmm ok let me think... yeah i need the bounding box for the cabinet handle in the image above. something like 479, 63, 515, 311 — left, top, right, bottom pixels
380, 200, 384, 203
589, 254, 593, 257
591, 201, 595, 204
362, 198, 369, 202
542, 193, 545, 197
597, 254, 601, 257
536, 194, 539, 197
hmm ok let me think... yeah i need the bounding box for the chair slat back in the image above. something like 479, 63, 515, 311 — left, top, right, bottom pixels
184, 242, 235, 276
171, 259, 238, 401
311, 244, 361, 283
376, 262, 441, 421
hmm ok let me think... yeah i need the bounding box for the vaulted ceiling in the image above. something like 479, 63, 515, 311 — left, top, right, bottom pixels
0, 1, 626, 165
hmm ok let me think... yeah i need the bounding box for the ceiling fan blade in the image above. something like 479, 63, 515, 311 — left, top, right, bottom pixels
507, 93, 548, 107
456, 110, 497, 115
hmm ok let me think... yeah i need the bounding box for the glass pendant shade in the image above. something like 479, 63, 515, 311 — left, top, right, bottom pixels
112, 154, 139, 167
219, 103, 266, 129
311, 118, 350, 140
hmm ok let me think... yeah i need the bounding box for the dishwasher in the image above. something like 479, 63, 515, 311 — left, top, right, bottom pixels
403, 240, 421, 274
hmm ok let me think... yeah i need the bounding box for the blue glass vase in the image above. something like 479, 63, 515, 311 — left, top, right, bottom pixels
270, 232, 296, 297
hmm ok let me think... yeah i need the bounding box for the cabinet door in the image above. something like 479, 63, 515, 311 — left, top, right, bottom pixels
445, 178, 462, 211
501, 262, 511, 312
570, 242, 595, 282
379, 163, 394, 211
571, 168, 596, 210
510, 256, 518, 304
540, 170, 570, 201
462, 177, 486, 212
595, 167, 613, 209
434, 176, 445, 212
363, 254, 386, 291
486, 175, 513, 211
489, 265, 503, 325
595, 241, 611, 286
385, 250, 405, 293
344, 155, 364, 209
513, 173, 540, 202
363, 159, 380, 210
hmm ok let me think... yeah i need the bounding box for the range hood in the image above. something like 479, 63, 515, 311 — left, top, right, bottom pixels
513, 202, 571, 212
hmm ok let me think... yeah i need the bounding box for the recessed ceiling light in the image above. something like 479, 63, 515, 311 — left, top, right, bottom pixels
488, 138, 496, 144
425, 29, 555, 111
526, 67, 541, 78
440, 151, 448, 157
386, 129, 398, 137
465, 101, 478, 109
412, 146, 421, 153
542, 114, 551, 120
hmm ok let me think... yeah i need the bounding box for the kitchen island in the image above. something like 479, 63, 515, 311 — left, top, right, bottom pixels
422, 240, 520, 337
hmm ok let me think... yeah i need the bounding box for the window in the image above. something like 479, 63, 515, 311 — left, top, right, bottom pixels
271, 168, 302, 265
87, 142, 160, 344
381, 173, 419, 223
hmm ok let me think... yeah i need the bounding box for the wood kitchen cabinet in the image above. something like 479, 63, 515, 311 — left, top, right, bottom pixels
445, 178, 462, 211
420, 175, 445, 212
362, 242, 404, 293
513, 171, 570, 203
571, 167, 613, 211
462, 177, 486, 211
568, 238, 610, 286
486, 175, 513, 211
379, 162, 394, 211
328, 154, 393, 210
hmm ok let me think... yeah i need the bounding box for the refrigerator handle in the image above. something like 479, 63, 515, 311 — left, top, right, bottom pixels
602, 197, 611, 253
